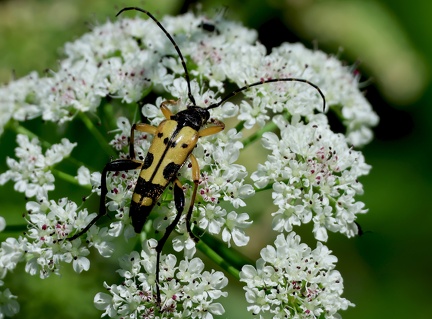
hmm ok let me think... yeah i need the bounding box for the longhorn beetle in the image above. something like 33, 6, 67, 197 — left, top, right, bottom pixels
69, 7, 326, 306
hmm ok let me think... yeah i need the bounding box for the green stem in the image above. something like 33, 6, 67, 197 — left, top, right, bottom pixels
234, 120, 246, 133
196, 240, 240, 279
195, 229, 254, 279
9, 122, 51, 148
51, 168, 91, 190
242, 120, 278, 147
78, 112, 117, 157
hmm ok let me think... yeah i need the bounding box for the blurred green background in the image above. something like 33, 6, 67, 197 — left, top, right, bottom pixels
1, 0, 431, 318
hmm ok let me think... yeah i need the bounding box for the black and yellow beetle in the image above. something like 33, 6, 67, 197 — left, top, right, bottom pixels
69, 7, 326, 304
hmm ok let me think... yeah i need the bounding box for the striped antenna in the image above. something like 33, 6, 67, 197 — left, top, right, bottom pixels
207, 78, 326, 112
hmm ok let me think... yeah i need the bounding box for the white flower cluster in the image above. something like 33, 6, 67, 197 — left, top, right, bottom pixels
0, 134, 76, 199
0, 9, 375, 318
0, 197, 114, 280
95, 239, 228, 319
240, 233, 354, 318
251, 116, 370, 241
0, 13, 377, 145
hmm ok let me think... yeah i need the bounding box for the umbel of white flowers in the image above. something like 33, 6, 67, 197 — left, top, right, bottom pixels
0, 10, 377, 319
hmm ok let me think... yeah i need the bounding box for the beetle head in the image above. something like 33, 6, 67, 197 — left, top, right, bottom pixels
172, 106, 210, 131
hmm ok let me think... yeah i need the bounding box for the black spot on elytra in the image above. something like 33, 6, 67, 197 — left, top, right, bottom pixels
181, 143, 188, 148
133, 178, 164, 200
157, 132, 163, 138
163, 162, 181, 180
163, 137, 169, 145
143, 152, 154, 169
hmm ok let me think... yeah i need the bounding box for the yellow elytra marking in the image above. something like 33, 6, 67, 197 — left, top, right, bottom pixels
141, 197, 153, 206
132, 193, 153, 206
132, 193, 141, 203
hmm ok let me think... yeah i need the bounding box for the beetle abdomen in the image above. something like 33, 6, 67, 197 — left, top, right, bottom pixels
130, 179, 165, 232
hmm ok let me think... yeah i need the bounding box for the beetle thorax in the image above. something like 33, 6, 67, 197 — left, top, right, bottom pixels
172, 107, 210, 131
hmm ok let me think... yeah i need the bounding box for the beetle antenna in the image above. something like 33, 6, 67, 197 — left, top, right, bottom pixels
116, 7, 196, 105
206, 78, 326, 112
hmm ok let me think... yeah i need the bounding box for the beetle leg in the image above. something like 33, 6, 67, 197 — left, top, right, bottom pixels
160, 99, 177, 119
68, 159, 143, 241
173, 177, 186, 215
154, 153, 201, 303
198, 118, 225, 137
185, 153, 200, 242
155, 178, 185, 305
